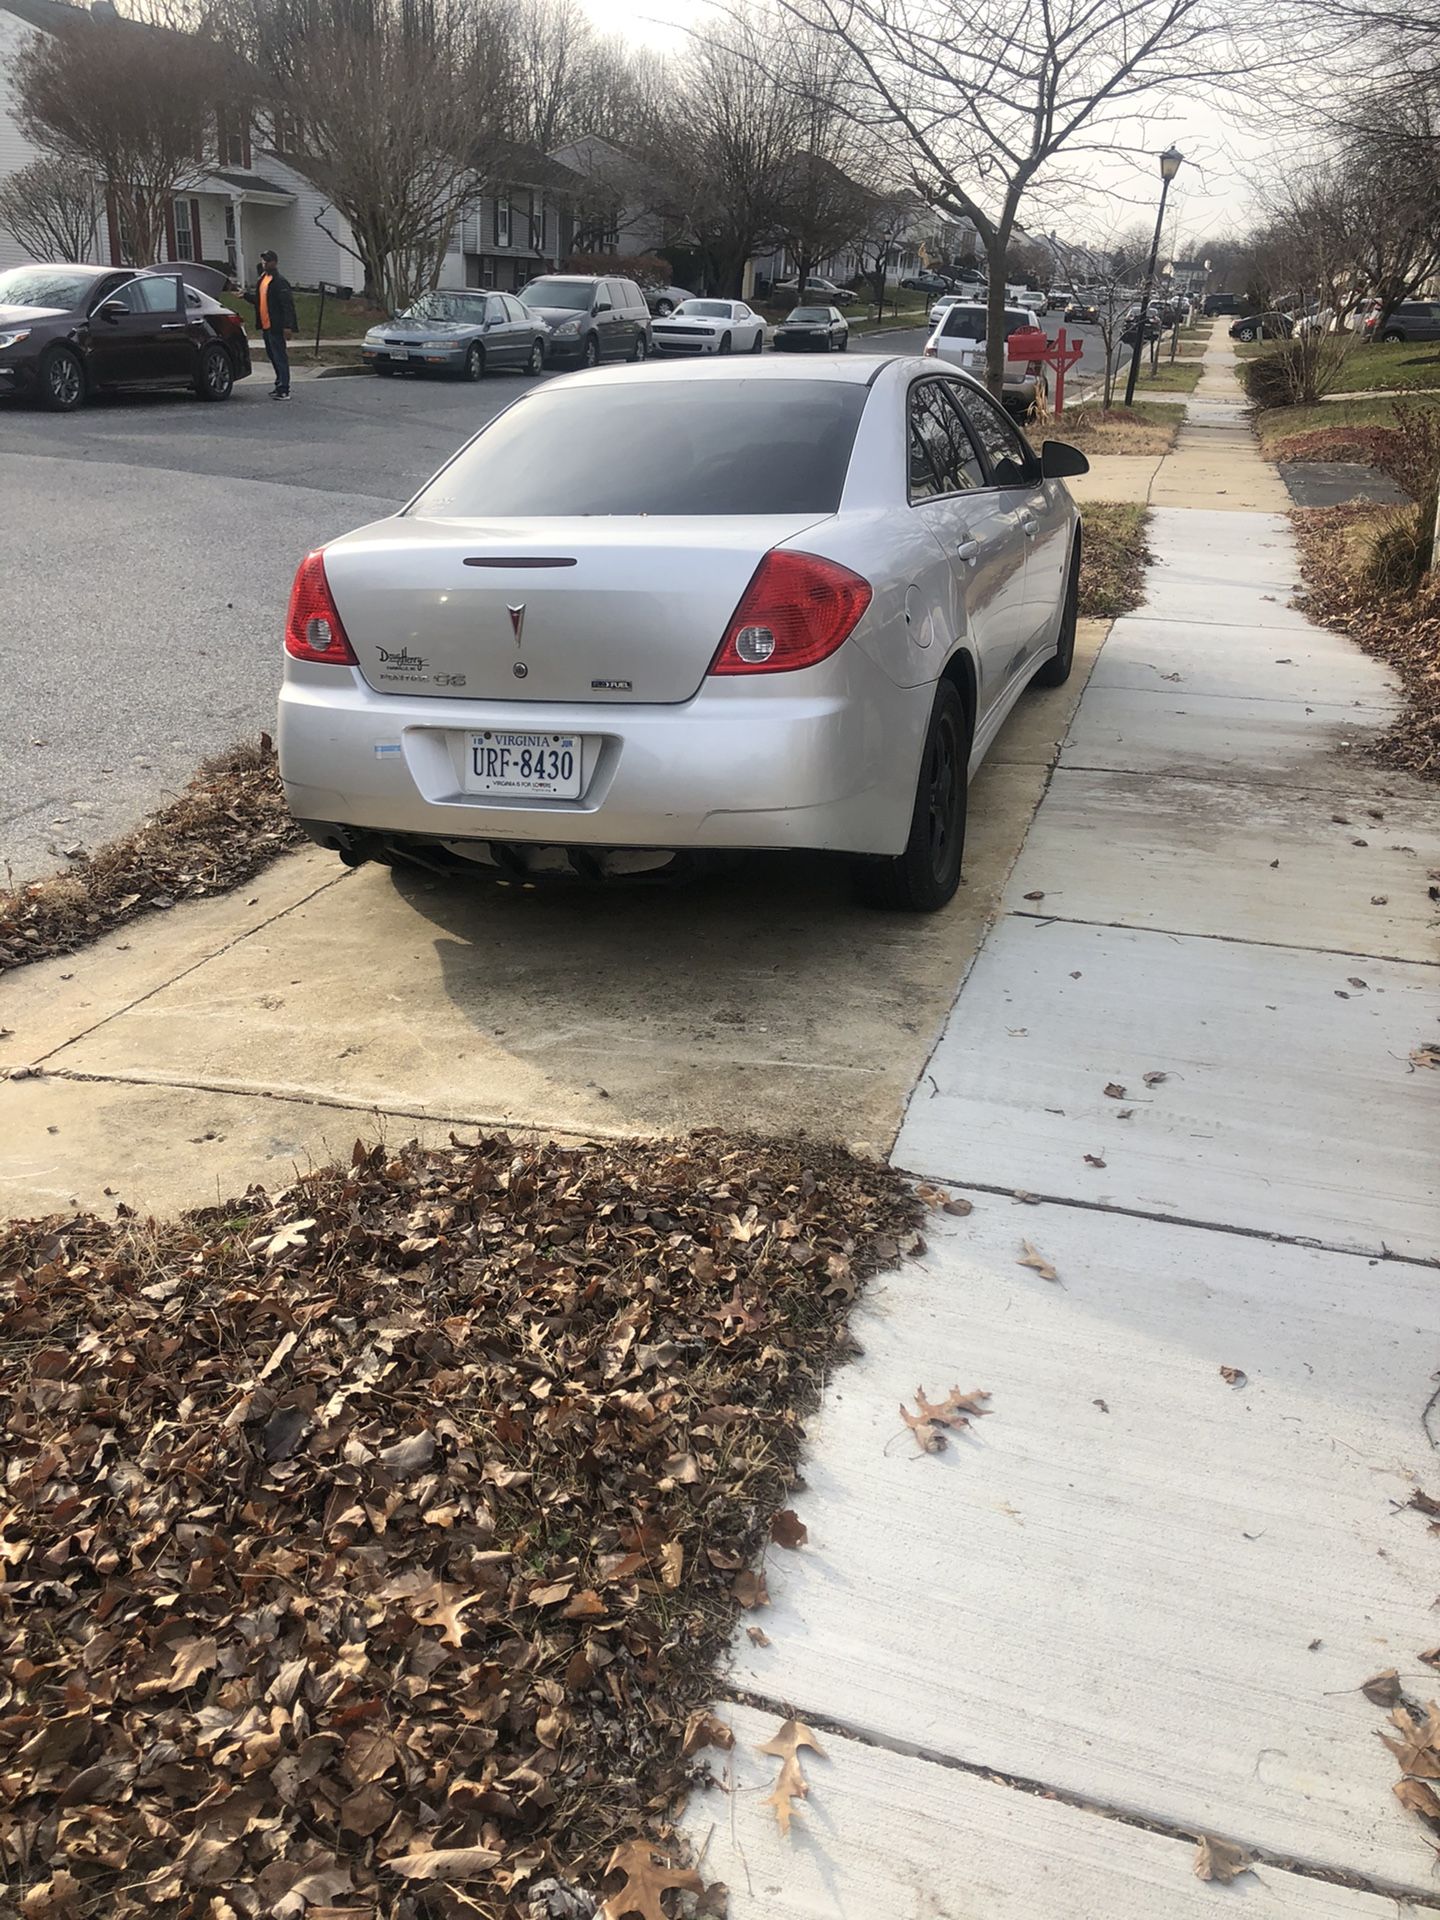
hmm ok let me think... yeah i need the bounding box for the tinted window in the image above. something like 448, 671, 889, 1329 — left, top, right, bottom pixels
680, 301, 735, 318
410, 380, 867, 518
620, 280, 644, 309
789, 307, 829, 321
952, 386, 1034, 488
0, 266, 103, 310
485, 296, 507, 323
128, 276, 181, 313
909, 383, 985, 499
519, 279, 593, 311
503, 295, 528, 323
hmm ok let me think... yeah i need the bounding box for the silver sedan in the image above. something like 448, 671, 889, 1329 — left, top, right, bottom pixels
277, 357, 1087, 911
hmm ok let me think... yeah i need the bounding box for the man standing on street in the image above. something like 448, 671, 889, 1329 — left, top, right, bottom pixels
251, 250, 297, 400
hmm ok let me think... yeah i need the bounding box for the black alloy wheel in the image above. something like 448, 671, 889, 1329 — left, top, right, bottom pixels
38, 346, 84, 412
197, 342, 234, 401
853, 681, 970, 912
718, 332, 732, 354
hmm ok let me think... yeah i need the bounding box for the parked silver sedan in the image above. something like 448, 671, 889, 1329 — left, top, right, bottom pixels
278, 358, 1086, 911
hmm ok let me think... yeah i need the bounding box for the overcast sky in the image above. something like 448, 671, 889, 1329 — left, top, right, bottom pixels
574, 0, 1271, 246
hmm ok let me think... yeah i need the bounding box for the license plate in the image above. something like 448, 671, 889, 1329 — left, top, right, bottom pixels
386, 348, 410, 360
463, 731, 581, 800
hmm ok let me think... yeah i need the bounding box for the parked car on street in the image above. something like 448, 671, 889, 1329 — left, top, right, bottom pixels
518, 274, 651, 368
901, 270, 953, 294
929, 291, 966, 325
643, 283, 694, 316
1364, 300, 1440, 343
361, 290, 547, 379
772, 305, 849, 352
651, 298, 766, 355
1046, 288, 1077, 312
1203, 292, 1242, 316
277, 356, 1088, 913
922, 302, 1048, 415
772, 274, 857, 306
1229, 311, 1293, 341
0, 261, 249, 411
1064, 299, 1101, 325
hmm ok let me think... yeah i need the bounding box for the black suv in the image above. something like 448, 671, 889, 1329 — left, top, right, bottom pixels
518, 274, 651, 368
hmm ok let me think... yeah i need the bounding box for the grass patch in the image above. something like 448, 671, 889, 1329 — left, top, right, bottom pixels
0, 737, 299, 974
1292, 504, 1440, 778
1320, 341, 1440, 394
1032, 400, 1180, 456
1255, 393, 1440, 453
847, 302, 932, 334
221, 290, 385, 340
1079, 502, 1153, 618
1134, 358, 1203, 393
0, 1129, 923, 1917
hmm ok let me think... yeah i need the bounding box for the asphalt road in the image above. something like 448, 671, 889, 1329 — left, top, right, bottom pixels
0, 320, 1114, 882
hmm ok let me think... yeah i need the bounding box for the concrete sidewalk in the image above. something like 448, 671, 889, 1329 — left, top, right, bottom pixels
686, 326, 1440, 1911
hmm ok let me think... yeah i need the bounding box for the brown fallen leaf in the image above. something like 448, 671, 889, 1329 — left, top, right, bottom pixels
681, 1709, 735, 1758
601, 1841, 705, 1920
1103, 1082, 1126, 1099
1083, 1153, 1106, 1168
659, 1541, 684, 1589
770, 1509, 808, 1549
1418, 1649, 1440, 1670
388, 1844, 501, 1882
1361, 1668, 1403, 1707
1380, 1702, 1440, 1778
1219, 1365, 1247, 1388
1017, 1239, 1059, 1283
746, 1625, 772, 1647
1395, 1776, 1440, 1823
900, 1385, 990, 1453
734, 1568, 769, 1609
1142, 1070, 1168, 1087
757, 1719, 826, 1835
1192, 1834, 1255, 1883
1023, 890, 1045, 900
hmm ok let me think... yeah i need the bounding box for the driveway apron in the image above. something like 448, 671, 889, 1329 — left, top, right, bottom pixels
686, 325, 1440, 1911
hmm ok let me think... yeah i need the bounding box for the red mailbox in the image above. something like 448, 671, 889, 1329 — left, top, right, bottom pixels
1007, 325, 1086, 415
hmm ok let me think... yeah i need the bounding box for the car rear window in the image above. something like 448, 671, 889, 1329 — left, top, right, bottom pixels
408, 379, 867, 518
942, 306, 1030, 339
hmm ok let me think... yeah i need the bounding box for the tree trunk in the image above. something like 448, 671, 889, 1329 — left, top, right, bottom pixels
984, 227, 1012, 399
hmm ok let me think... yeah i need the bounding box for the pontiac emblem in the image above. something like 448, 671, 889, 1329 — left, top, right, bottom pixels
508, 603, 525, 646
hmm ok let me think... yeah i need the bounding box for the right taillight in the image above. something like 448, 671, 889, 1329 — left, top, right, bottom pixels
709, 550, 872, 676
285, 549, 358, 664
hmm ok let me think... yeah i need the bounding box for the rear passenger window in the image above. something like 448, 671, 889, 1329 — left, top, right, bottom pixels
953, 386, 1035, 488
503, 295, 527, 323
620, 280, 644, 310
908, 382, 985, 500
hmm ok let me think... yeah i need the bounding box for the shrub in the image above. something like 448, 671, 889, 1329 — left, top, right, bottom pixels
1240, 334, 1352, 410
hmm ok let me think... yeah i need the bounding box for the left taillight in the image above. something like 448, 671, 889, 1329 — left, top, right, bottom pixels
709, 549, 872, 676
285, 549, 359, 664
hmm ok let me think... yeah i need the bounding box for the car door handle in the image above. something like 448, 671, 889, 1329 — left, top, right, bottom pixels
955, 539, 981, 565
160, 322, 187, 330
1018, 514, 1038, 538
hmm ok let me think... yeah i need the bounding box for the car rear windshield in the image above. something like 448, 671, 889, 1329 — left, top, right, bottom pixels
0, 266, 98, 310
409, 379, 867, 518
942, 306, 1030, 339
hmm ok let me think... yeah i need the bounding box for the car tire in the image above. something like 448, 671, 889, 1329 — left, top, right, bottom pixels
751, 328, 764, 353
526, 339, 544, 374
653, 299, 674, 317
37, 345, 85, 413
1381, 329, 1405, 344
1032, 548, 1079, 688
464, 342, 485, 382
1236, 325, 1257, 342
718, 332, 732, 354
837, 333, 848, 352
196, 342, 234, 401
630, 332, 648, 362
852, 680, 970, 913
582, 335, 600, 369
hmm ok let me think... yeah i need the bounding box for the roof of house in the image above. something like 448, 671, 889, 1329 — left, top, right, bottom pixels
0, 0, 89, 31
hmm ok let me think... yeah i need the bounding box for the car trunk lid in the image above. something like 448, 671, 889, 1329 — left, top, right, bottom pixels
325, 514, 834, 705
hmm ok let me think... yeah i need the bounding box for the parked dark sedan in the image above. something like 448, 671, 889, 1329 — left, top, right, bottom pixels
1230, 311, 1293, 341
0, 261, 250, 411
772, 304, 849, 352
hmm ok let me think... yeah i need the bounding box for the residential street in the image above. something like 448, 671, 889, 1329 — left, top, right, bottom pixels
683, 326, 1440, 1912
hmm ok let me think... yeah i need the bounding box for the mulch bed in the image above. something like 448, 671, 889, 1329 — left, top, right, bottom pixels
1078, 503, 1153, 620
0, 1131, 923, 1919
0, 738, 301, 976
1291, 504, 1440, 779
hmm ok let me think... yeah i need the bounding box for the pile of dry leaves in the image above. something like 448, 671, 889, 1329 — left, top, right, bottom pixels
1291, 506, 1440, 779
0, 1131, 921, 1918
0, 737, 300, 974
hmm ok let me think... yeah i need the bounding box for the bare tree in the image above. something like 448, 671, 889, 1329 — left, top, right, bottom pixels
14, 10, 222, 265
770, 33, 876, 294
221, 0, 510, 308
1055, 225, 1149, 405
856, 187, 921, 317
0, 154, 100, 262
779, 0, 1274, 396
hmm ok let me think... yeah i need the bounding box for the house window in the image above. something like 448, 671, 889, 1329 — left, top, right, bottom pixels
171, 198, 197, 260
273, 109, 303, 153
496, 200, 512, 248
218, 109, 251, 170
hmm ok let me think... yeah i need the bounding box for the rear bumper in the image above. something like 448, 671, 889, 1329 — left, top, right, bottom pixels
277, 656, 927, 858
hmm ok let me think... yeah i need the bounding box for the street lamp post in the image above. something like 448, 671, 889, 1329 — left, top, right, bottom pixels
1123, 144, 1183, 409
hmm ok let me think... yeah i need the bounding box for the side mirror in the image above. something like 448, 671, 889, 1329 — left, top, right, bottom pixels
593, 298, 611, 313
97, 298, 129, 321
1041, 439, 1090, 479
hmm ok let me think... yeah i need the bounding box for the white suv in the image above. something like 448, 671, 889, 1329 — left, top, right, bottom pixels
923, 302, 1048, 415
